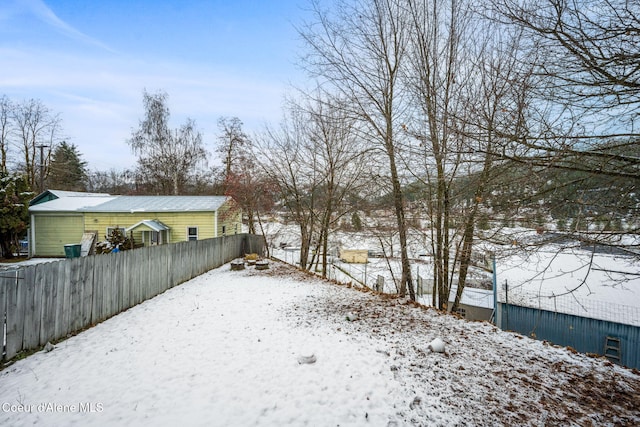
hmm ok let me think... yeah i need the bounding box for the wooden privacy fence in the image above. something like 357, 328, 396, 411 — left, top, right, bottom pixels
1, 233, 263, 363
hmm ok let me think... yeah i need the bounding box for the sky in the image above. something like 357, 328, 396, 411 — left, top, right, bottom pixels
0, 0, 311, 171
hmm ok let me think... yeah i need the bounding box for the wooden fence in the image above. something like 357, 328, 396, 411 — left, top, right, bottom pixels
1, 233, 263, 363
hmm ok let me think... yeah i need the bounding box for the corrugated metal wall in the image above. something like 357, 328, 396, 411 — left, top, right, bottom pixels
498, 303, 640, 369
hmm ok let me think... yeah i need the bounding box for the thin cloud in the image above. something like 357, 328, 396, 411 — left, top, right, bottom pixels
20, 0, 116, 53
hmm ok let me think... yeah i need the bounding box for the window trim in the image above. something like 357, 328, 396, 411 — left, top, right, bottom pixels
187, 226, 198, 241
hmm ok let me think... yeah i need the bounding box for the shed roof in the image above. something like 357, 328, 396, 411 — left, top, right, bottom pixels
449, 286, 494, 310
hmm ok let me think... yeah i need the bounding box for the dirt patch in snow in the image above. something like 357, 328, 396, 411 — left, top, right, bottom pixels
261, 262, 640, 426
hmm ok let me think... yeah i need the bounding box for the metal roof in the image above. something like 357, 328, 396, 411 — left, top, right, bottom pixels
30, 189, 112, 207
126, 219, 171, 233
82, 196, 229, 213
29, 194, 229, 213
29, 196, 118, 212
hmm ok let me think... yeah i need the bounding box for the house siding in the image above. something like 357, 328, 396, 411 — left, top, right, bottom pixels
86, 212, 217, 244
32, 214, 84, 257
29, 193, 243, 256
216, 201, 242, 236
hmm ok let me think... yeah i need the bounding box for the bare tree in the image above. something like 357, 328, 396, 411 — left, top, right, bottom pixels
301, 93, 370, 277
254, 104, 322, 270
0, 95, 11, 174
300, 0, 415, 299
402, 0, 475, 309
11, 98, 61, 192
491, 0, 640, 243
221, 138, 276, 236
128, 90, 208, 195
214, 116, 269, 231
216, 116, 250, 191
449, 26, 533, 312
255, 93, 369, 276
87, 168, 137, 194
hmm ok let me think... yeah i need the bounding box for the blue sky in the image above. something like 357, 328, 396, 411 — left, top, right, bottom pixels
0, 0, 310, 171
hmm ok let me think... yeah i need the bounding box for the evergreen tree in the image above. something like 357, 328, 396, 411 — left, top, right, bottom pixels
351, 212, 363, 232
47, 141, 88, 191
0, 172, 31, 258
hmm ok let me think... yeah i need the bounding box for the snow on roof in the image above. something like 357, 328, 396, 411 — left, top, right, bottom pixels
29, 195, 117, 212
449, 286, 494, 310
46, 189, 111, 198
126, 219, 170, 233
29, 194, 229, 213
82, 195, 228, 213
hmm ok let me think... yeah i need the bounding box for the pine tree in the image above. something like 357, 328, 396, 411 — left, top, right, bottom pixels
0, 172, 31, 258
47, 141, 88, 191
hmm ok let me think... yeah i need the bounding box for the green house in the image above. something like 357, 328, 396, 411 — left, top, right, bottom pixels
29, 190, 242, 257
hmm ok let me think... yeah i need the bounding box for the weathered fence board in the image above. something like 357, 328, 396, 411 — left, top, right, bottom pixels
106, 252, 120, 320
68, 258, 81, 334
91, 254, 107, 325
3, 271, 24, 359
21, 266, 41, 350
79, 256, 94, 327
117, 251, 129, 314
2, 234, 263, 363
38, 263, 57, 346
54, 261, 72, 343
5, 270, 25, 360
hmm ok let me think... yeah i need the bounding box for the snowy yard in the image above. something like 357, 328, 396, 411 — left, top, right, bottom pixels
1, 261, 639, 426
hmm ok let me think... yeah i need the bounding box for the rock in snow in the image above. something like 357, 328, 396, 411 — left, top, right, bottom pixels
297, 354, 317, 364
427, 337, 445, 353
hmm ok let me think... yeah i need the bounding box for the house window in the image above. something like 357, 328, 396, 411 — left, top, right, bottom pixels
222, 225, 226, 236
187, 227, 198, 241
456, 307, 467, 318
106, 227, 125, 240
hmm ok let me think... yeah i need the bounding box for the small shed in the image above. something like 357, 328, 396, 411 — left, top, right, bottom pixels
339, 249, 369, 264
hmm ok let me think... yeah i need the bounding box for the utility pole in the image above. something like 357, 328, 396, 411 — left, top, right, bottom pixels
37, 144, 49, 192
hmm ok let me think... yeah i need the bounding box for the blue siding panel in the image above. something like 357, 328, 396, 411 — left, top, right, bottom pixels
498, 303, 640, 369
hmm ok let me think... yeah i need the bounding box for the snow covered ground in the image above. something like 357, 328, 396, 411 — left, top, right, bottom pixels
266, 222, 640, 326
1, 261, 639, 426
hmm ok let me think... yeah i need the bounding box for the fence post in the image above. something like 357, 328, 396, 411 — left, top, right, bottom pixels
376, 275, 384, 293
492, 253, 498, 327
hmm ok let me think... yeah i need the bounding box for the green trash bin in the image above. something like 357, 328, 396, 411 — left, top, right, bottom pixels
64, 244, 81, 258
